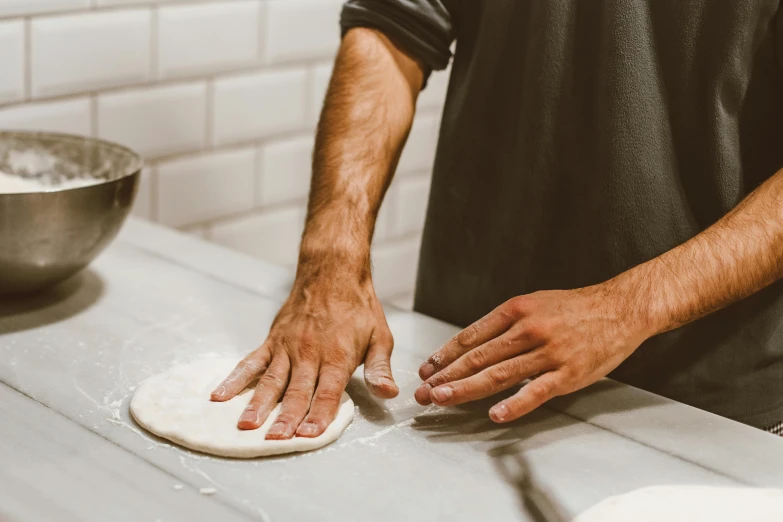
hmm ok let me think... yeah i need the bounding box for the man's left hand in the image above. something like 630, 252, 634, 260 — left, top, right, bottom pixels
414, 284, 652, 422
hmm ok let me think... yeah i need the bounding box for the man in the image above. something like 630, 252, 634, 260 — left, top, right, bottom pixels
211, 0, 783, 439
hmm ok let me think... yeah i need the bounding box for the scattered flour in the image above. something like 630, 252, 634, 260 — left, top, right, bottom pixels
0, 148, 103, 194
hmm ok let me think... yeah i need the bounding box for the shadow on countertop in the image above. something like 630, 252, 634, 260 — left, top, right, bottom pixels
0, 269, 105, 334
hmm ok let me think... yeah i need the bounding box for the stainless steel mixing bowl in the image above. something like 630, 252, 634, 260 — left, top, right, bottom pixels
0, 131, 142, 295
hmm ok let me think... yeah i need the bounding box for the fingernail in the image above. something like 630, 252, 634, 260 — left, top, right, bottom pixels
297, 422, 318, 437
432, 386, 452, 402
379, 377, 397, 389
239, 408, 257, 423
266, 421, 287, 437
490, 404, 509, 421
420, 363, 436, 379
414, 383, 431, 403
211, 386, 226, 400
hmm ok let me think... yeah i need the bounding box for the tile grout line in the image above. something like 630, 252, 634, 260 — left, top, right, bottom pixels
304, 66, 315, 128
89, 94, 98, 137
204, 80, 214, 149
253, 146, 263, 209
0, 0, 256, 22
149, 5, 159, 81
0, 60, 337, 112
257, 0, 266, 64
22, 17, 31, 101
149, 165, 159, 222
150, 128, 316, 164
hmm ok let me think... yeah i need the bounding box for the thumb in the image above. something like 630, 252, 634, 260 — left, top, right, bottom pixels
364, 328, 399, 399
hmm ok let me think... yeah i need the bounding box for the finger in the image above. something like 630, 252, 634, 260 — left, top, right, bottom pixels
414, 325, 541, 405
364, 329, 399, 399
265, 361, 319, 440
489, 371, 564, 423
297, 366, 351, 438
419, 302, 517, 380
211, 345, 272, 401
236, 354, 290, 430
428, 351, 549, 407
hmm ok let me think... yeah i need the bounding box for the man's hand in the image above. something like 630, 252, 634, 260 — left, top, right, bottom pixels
415, 166, 783, 422
211, 272, 397, 439
414, 284, 651, 423
209, 27, 423, 439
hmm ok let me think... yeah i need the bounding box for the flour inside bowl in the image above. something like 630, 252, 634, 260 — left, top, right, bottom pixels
0, 149, 102, 194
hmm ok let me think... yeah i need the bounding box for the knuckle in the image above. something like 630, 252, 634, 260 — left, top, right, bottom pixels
508, 327, 532, 345
488, 366, 512, 387
274, 412, 296, 424
505, 296, 528, 318
280, 395, 309, 413
456, 323, 481, 348
377, 329, 395, 349
427, 372, 449, 387
558, 364, 576, 380
315, 386, 343, 404
466, 349, 490, 372
531, 379, 557, 402
523, 323, 547, 342
285, 383, 312, 400
262, 371, 287, 388
536, 346, 559, 367
239, 356, 266, 376
296, 343, 320, 364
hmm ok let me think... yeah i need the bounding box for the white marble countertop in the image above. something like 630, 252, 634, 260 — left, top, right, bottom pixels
2, 218, 783, 522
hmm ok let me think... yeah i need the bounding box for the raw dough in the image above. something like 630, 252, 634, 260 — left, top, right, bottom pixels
130, 358, 355, 457
574, 485, 783, 522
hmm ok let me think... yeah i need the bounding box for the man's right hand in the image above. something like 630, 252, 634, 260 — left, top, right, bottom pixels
210, 269, 397, 440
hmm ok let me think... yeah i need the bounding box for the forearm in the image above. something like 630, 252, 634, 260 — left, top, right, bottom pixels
614, 168, 783, 337
297, 28, 423, 283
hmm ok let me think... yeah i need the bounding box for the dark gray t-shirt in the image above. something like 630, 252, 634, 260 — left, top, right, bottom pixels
342, 0, 783, 428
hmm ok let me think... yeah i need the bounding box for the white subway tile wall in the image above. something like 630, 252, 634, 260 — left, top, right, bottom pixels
0, 0, 449, 308
394, 175, 431, 237
372, 237, 421, 300
0, 1, 88, 18
397, 112, 440, 174
98, 82, 207, 158
0, 20, 24, 104
257, 134, 312, 206
212, 68, 307, 146
157, 147, 256, 227
157, 1, 260, 79
30, 10, 152, 97
210, 206, 306, 267
131, 166, 155, 220
0, 97, 91, 134
264, 0, 342, 64
307, 62, 332, 126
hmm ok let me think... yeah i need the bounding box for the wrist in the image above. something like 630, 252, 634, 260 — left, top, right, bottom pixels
599, 268, 666, 342
295, 241, 372, 294
290, 254, 377, 310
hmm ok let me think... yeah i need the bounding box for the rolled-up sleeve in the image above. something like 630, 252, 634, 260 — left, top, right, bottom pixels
340, 0, 454, 75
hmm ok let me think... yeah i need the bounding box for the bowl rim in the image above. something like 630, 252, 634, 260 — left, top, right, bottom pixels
0, 130, 144, 195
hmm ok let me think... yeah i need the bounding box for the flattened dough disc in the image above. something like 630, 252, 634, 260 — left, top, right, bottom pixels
575, 485, 783, 522
130, 358, 354, 457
